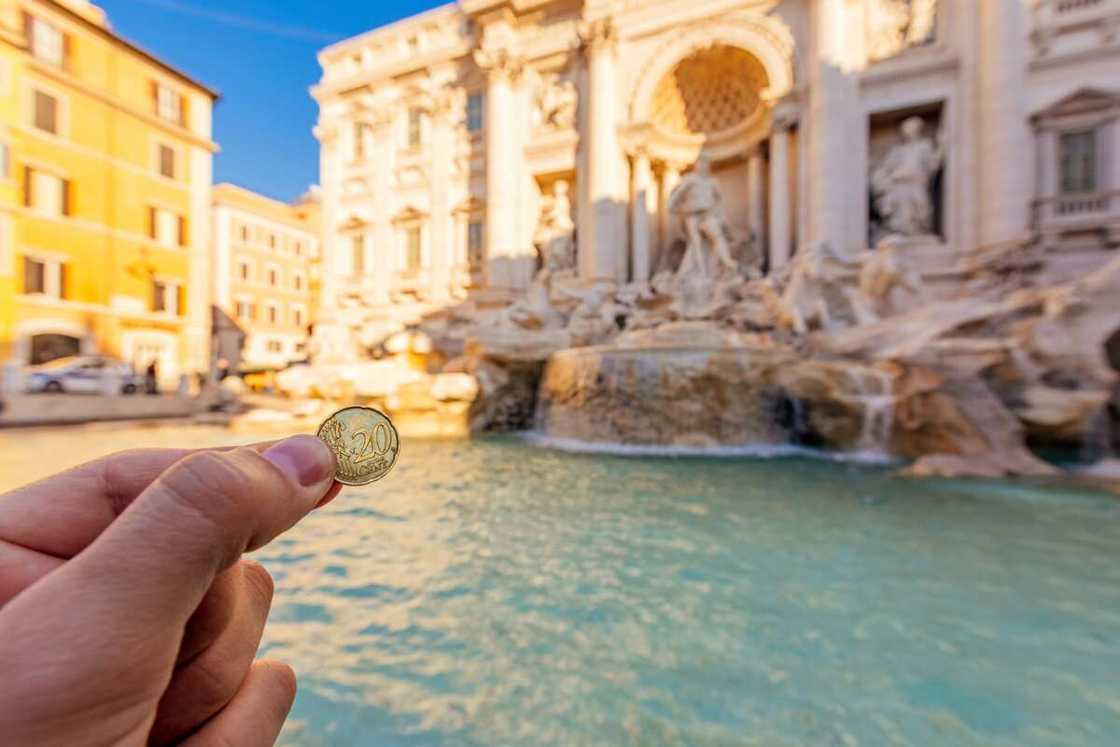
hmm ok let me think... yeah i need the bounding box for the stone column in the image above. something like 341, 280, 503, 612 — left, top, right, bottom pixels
769, 120, 793, 271
369, 112, 394, 304
977, 0, 1032, 246
428, 92, 455, 301
659, 163, 681, 266
807, 0, 859, 256
747, 149, 765, 251
630, 149, 655, 283
579, 17, 627, 283
314, 123, 341, 313
476, 50, 521, 291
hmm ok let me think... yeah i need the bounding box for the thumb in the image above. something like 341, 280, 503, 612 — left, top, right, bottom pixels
42, 436, 335, 637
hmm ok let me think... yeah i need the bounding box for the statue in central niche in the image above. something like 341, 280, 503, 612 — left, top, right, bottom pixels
871, 116, 944, 238
668, 155, 738, 279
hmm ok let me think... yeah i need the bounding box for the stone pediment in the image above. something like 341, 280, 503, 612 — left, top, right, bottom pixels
452, 196, 485, 215
1033, 88, 1120, 122
392, 205, 429, 224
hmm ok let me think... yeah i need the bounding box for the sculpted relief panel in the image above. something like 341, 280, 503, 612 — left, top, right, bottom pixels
867, 0, 938, 62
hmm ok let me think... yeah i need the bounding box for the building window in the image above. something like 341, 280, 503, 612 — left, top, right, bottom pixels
293, 306, 305, 327
351, 234, 365, 276
293, 240, 304, 256
33, 90, 58, 134
466, 93, 484, 133
239, 224, 249, 242
267, 266, 279, 287
157, 144, 176, 179
292, 272, 304, 291
405, 225, 422, 274
29, 17, 65, 67
266, 303, 280, 324
353, 122, 370, 160
155, 83, 184, 125
1060, 130, 1098, 194
267, 340, 283, 354
237, 259, 251, 282
235, 299, 254, 321
22, 256, 65, 298
467, 219, 484, 270
151, 279, 181, 315
149, 207, 186, 248
407, 108, 423, 148
25, 168, 70, 217
268, 233, 277, 250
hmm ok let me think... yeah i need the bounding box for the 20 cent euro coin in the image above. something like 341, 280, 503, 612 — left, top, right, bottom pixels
316, 406, 401, 486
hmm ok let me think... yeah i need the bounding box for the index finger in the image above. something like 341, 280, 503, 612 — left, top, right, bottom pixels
0, 442, 279, 560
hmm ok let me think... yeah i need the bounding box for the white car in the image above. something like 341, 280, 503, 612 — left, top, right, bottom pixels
26, 356, 144, 395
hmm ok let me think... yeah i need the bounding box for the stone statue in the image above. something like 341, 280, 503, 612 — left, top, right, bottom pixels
668, 155, 737, 279
535, 77, 577, 130
867, 0, 938, 62
871, 117, 944, 239
534, 180, 577, 276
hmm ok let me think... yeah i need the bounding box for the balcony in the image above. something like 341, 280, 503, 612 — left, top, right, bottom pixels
1031, 0, 1120, 58
1034, 189, 1120, 243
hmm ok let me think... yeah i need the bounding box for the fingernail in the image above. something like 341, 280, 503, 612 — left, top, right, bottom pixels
263, 436, 336, 487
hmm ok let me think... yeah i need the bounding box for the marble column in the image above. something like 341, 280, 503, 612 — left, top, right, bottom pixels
977, 0, 1032, 246
659, 163, 681, 267
314, 122, 342, 313
579, 18, 627, 283
630, 149, 655, 283
807, 0, 859, 256
768, 122, 793, 271
428, 92, 455, 300
747, 149, 765, 250
477, 50, 521, 291
370, 112, 394, 304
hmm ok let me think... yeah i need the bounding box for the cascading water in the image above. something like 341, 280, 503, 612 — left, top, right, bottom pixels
844, 367, 898, 458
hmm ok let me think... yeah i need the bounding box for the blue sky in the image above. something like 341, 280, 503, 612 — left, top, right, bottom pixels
98, 0, 442, 202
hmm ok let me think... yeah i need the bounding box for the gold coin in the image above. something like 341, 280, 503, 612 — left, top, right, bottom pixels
316, 406, 401, 486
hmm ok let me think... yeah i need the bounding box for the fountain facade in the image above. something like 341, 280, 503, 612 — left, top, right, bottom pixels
307, 0, 1120, 480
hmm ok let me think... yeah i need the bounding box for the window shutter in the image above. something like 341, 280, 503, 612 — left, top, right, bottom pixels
177, 214, 187, 247
180, 95, 190, 129
23, 166, 33, 207
61, 178, 71, 216
150, 80, 159, 115
148, 206, 156, 239
58, 263, 68, 299
62, 32, 71, 71
177, 285, 186, 316
23, 12, 33, 55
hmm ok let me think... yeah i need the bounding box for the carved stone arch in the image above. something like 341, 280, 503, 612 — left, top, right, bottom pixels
628, 14, 795, 125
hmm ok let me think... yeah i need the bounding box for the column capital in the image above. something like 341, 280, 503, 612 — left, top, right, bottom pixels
578, 17, 618, 54
473, 47, 524, 81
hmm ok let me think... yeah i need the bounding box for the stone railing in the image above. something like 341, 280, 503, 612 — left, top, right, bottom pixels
1033, 189, 1120, 226
1034, 0, 1112, 21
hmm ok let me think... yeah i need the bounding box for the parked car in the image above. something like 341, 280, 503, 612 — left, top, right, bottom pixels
26, 356, 144, 395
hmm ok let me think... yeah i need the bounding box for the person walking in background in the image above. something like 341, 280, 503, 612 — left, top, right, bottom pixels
145, 360, 159, 395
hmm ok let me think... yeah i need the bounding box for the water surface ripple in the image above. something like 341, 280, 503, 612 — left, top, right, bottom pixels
1, 426, 1118, 745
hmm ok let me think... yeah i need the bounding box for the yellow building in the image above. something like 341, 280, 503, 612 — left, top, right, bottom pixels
211, 183, 320, 372
0, 0, 217, 385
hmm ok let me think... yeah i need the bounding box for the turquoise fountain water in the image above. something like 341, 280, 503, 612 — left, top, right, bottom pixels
1, 425, 1118, 745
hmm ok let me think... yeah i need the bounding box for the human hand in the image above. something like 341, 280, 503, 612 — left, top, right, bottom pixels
0, 436, 339, 746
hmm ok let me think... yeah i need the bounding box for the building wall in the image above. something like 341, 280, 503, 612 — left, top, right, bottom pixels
212, 183, 320, 371
0, 0, 216, 385
314, 0, 1120, 350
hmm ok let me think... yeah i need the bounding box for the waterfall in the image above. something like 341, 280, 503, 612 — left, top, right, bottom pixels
1081, 405, 1116, 465
846, 367, 897, 457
